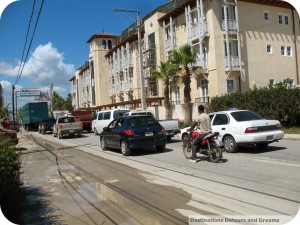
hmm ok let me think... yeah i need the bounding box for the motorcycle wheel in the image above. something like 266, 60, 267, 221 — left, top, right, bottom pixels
208, 143, 222, 163
183, 139, 192, 159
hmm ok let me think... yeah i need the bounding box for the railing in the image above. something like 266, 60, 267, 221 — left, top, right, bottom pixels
171, 100, 181, 105
225, 56, 240, 69
195, 97, 210, 103
222, 19, 238, 32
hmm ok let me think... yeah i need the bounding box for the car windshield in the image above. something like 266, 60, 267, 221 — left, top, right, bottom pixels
230, 111, 263, 122
129, 116, 160, 128
113, 110, 130, 119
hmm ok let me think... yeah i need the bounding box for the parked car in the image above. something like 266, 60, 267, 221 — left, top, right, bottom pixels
53, 116, 83, 139
38, 117, 56, 134
0, 124, 19, 145
92, 109, 130, 135
100, 115, 167, 156
124, 109, 181, 142
180, 110, 284, 153
71, 110, 94, 132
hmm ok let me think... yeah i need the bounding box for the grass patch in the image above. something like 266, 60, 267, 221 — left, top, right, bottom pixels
283, 127, 300, 134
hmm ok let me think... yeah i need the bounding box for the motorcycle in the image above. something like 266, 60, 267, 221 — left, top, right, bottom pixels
182, 131, 223, 163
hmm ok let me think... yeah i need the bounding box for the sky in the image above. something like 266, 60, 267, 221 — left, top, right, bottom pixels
0, 0, 299, 110
0, 0, 167, 108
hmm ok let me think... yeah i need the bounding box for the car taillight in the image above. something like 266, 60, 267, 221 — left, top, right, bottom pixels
160, 127, 165, 132
124, 129, 135, 136
276, 124, 283, 130
80, 122, 83, 127
245, 127, 258, 133
59, 124, 62, 129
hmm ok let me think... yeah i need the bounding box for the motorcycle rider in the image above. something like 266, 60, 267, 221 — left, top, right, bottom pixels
187, 104, 212, 163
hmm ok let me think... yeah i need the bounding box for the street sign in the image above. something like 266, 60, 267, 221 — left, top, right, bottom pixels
20, 88, 41, 97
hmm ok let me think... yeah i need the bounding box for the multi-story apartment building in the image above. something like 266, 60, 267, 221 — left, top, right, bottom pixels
71, 0, 299, 118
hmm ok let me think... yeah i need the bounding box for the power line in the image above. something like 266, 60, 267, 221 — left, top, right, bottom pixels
15, 0, 45, 85
16, 0, 36, 79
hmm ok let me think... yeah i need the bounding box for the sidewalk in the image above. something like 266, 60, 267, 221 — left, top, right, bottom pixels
283, 134, 300, 140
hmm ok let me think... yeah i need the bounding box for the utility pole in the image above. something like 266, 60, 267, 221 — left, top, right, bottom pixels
12, 85, 15, 124
114, 8, 146, 110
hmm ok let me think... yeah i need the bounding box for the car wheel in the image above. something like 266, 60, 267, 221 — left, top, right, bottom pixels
100, 136, 107, 150
156, 145, 166, 152
94, 128, 98, 135
256, 143, 269, 149
182, 133, 189, 142
77, 133, 82, 137
167, 136, 171, 143
121, 141, 131, 156
223, 135, 238, 153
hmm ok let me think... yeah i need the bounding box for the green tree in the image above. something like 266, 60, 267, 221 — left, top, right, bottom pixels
170, 44, 201, 124
151, 60, 177, 119
64, 93, 73, 111
52, 92, 66, 110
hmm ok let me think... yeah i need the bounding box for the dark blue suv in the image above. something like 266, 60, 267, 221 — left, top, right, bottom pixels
100, 115, 167, 156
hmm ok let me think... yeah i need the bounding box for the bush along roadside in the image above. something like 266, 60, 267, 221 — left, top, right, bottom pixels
0, 133, 21, 221
207, 82, 300, 128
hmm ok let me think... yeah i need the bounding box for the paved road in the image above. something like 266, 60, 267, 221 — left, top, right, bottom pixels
19, 131, 300, 224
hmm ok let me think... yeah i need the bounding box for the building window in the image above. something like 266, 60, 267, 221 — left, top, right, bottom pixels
173, 85, 180, 105
287, 46, 292, 56
281, 46, 292, 57
227, 79, 235, 94
284, 15, 289, 25
283, 78, 295, 88
266, 44, 272, 54
278, 14, 283, 24
281, 46, 285, 56
200, 79, 209, 102
269, 79, 275, 87
264, 11, 269, 21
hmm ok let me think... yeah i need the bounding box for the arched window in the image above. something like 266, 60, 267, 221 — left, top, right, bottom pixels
101, 40, 107, 49
108, 40, 112, 49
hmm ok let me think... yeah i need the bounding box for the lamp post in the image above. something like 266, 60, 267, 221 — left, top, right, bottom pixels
114, 8, 146, 110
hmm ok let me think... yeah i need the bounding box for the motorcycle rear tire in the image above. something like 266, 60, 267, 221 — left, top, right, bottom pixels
208, 143, 222, 163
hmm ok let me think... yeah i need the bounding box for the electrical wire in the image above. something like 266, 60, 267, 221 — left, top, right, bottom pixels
16, 0, 36, 80
15, 0, 45, 85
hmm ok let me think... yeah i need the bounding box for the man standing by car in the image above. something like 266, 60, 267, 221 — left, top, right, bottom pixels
187, 105, 212, 162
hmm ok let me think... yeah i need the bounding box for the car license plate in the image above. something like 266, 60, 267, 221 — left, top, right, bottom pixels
70, 130, 74, 133
145, 132, 153, 136
266, 135, 274, 140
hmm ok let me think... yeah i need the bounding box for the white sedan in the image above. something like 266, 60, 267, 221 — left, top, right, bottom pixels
180, 110, 284, 153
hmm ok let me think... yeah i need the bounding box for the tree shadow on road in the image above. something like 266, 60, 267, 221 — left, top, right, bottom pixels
2, 186, 63, 225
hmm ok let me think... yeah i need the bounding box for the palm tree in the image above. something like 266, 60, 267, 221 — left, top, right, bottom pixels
151, 60, 177, 119
170, 44, 202, 124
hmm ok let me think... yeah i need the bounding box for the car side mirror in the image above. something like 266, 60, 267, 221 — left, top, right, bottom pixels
103, 127, 108, 131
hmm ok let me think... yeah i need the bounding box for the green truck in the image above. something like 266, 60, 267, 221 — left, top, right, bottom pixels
21, 102, 49, 131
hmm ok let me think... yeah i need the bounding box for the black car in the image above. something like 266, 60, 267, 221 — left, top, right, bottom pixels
100, 115, 167, 156
38, 117, 56, 134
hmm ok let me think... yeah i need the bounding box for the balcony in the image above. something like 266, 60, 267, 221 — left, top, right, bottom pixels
195, 96, 210, 103
225, 56, 240, 71
193, 54, 208, 73
222, 19, 238, 32
189, 21, 208, 40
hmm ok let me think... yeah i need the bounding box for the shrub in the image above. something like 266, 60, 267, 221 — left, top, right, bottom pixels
0, 133, 21, 204
207, 84, 300, 127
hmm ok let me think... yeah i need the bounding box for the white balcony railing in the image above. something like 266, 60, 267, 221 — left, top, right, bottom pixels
222, 19, 238, 32
225, 56, 240, 69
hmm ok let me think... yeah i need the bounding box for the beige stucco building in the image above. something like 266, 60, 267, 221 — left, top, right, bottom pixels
70, 0, 299, 119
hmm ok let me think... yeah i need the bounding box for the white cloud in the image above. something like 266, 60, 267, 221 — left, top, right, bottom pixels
0, 42, 75, 97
